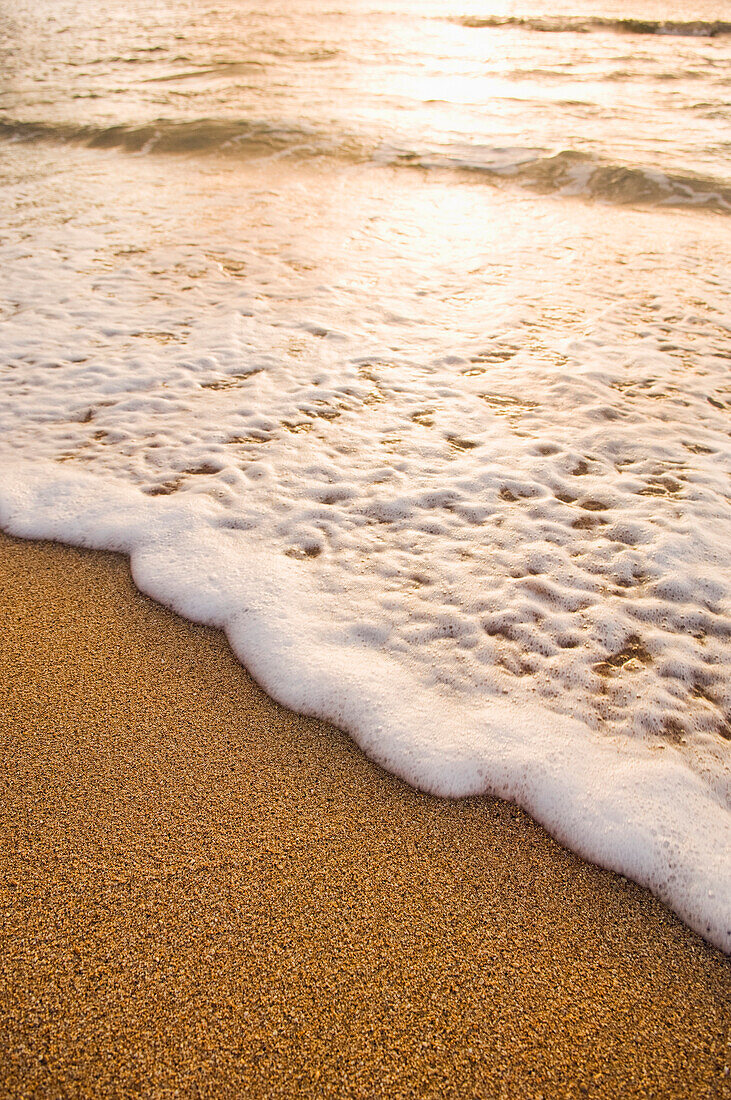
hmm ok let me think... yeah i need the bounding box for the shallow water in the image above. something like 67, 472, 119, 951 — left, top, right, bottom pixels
1, 0, 729, 950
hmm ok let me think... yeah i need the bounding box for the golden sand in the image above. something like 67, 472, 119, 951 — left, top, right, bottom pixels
0, 532, 728, 1098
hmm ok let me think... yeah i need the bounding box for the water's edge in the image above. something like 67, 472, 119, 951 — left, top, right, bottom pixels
2, 460, 728, 954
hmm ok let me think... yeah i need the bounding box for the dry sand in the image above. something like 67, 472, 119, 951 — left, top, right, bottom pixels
0, 531, 728, 1098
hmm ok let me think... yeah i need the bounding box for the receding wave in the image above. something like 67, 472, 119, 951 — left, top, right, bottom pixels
452, 16, 731, 38
3, 117, 729, 213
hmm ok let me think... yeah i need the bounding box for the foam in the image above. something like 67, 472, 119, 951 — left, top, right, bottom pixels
0, 141, 729, 951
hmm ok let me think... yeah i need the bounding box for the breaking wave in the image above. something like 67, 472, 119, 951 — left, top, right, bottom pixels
0, 117, 359, 161
2, 117, 729, 213
380, 144, 731, 212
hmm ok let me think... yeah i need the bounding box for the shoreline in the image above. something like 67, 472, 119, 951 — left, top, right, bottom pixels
1, 531, 728, 1097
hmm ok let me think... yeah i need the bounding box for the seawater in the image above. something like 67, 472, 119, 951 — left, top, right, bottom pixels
1, 0, 729, 951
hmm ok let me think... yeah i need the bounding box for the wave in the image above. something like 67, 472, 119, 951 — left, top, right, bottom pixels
452, 16, 731, 38
2, 117, 729, 213
380, 143, 731, 212
0, 117, 358, 160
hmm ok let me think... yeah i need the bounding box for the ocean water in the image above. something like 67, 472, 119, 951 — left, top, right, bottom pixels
1, 0, 729, 950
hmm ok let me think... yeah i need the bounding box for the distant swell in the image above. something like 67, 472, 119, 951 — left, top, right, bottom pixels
452, 16, 731, 38
3, 118, 730, 213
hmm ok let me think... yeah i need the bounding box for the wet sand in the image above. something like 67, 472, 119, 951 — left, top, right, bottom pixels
0, 531, 728, 1098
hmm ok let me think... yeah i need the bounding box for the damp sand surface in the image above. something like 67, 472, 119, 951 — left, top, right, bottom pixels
0, 532, 728, 1099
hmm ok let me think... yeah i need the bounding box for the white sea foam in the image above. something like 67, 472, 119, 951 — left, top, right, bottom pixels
1, 140, 729, 949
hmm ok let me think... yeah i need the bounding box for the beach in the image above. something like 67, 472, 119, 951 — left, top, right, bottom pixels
2, 0, 731, 1090
1, 531, 728, 1098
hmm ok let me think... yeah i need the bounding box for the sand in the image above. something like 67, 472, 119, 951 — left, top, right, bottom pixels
0, 531, 728, 1099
